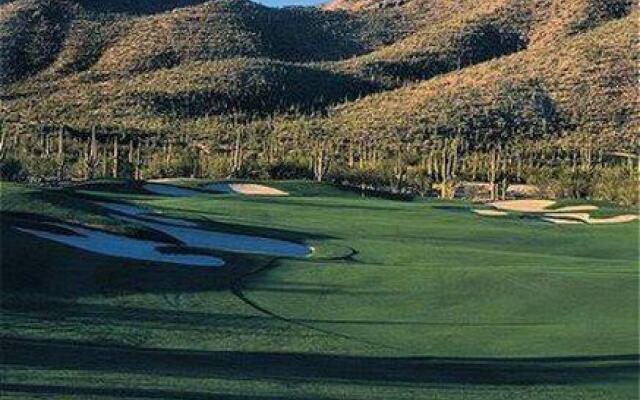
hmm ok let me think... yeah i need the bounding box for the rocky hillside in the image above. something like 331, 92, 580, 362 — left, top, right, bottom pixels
0, 0, 636, 146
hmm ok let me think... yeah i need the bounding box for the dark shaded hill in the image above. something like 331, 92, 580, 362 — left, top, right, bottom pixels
0, 0, 407, 82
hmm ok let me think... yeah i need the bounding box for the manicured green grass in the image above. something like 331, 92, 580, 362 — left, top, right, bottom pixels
1, 180, 638, 399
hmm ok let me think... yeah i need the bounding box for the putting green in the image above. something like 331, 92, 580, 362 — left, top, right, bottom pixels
1, 181, 638, 399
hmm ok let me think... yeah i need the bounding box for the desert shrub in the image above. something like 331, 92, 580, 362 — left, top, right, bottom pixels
268, 159, 312, 180
0, 157, 28, 181
553, 167, 593, 199
201, 156, 233, 179
68, 159, 91, 180
3, 155, 60, 182
407, 168, 434, 197
524, 166, 589, 199
591, 166, 639, 207
524, 164, 638, 206
143, 151, 194, 178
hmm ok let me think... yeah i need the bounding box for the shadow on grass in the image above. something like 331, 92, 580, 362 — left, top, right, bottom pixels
0, 178, 339, 298
2, 336, 638, 386
243, 197, 411, 212
432, 205, 473, 214
1, 301, 317, 346
1, 384, 335, 400
32, 188, 335, 244
0, 214, 274, 297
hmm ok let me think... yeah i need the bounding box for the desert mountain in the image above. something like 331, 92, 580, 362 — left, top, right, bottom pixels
0, 0, 635, 145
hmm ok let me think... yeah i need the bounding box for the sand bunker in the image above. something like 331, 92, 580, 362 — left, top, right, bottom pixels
541, 217, 585, 225
94, 201, 150, 216
204, 183, 288, 196
16, 224, 224, 267
147, 178, 199, 184
543, 213, 592, 222
489, 200, 557, 213
542, 214, 639, 225
94, 201, 199, 227
490, 200, 598, 214
96, 200, 310, 257
113, 215, 310, 258
143, 184, 203, 197
584, 215, 639, 224
480, 200, 637, 225
473, 209, 509, 217
550, 205, 599, 213
540, 212, 638, 224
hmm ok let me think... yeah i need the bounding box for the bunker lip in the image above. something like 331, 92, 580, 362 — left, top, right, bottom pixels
584, 215, 639, 224
15, 223, 225, 267
478, 200, 638, 225
489, 200, 556, 213
489, 200, 600, 214
543, 213, 592, 222
472, 209, 509, 217
541, 217, 585, 225
147, 178, 200, 184
94, 201, 200, 227
112, 214, 311, 258
203, 183, 288, 196
94, 200, 310, 257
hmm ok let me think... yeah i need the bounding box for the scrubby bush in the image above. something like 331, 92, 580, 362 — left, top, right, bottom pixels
201, 156, 233, 180
0, 157, 28, 181
268, 159, 313, 180
1, 155, 60, 182
591, 166, 638, 207
524, 165, 639, 206
143, 151, 194, 178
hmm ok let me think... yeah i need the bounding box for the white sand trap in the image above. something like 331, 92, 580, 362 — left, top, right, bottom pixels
542, 213, 638, 224
147, 178, 199, 184
542, 217, 585, 225
550, 205, 599, 213
490, 200, 598, 214
143, 184, 203, 197
543, 213, 592, 222
473, 209, 509, 217
230, 184, 288, 196
587, 215, 639, 224
113, 215, 310, 258
204, 183, 288, 196
16, 224, 224, 267
94, 201, 199, 227
490, 200, 556, 213
94, 201, 149, 216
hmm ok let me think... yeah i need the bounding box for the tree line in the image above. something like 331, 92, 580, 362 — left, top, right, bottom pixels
1, 118, 637, 206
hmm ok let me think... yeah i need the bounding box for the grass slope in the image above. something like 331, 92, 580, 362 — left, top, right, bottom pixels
1, 181, 638, 399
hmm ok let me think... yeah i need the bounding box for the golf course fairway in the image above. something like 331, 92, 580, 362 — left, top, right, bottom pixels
1, 181, 638, 399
